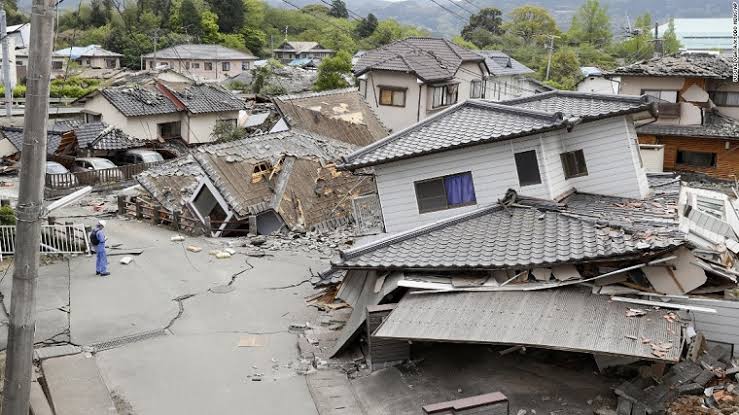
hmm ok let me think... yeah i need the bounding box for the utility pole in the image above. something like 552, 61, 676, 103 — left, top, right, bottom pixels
2, 0, 55, 413
0, 1, 13, 118
152, 29, 160, 70
544, 34, 558, 81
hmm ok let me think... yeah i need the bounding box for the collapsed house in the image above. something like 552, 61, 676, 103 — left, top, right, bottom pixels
180, 129, 376, 236
54, 121, 148, 157
318, 91, 739, 412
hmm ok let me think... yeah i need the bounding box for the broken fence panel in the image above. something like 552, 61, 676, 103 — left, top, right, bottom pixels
0, 224, 89, 255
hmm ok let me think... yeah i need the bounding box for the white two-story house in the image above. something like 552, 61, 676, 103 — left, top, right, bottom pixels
354, 37, 489, 132
340, 91, 656, 233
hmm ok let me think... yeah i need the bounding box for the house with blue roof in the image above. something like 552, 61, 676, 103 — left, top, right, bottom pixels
657, 18, 732, 56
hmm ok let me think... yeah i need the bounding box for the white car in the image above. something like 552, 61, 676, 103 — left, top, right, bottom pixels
72, 158, 124, 185
45, 161, 78, 188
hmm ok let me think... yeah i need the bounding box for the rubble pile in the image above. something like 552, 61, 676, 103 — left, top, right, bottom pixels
238, 227, 355, 258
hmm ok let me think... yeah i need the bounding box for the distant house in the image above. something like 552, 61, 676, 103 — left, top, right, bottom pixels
273, 88, 389, 146
657, 18, 732, 57
142, 44, 258, 81
78, 81, 245, 144
354, 37, 489, 132
576, 67, 619, 94
610, 53, 739, 179
6, 24, 30, 50
52, 45, 123, 71
272, 41, 334, 64
340, 91, 654, 232
476, 50, 536, 101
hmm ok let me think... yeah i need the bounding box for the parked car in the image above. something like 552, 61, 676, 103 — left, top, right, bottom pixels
72, 157, 123, 185
45, 161, 78, 188
119, 149, 164, 165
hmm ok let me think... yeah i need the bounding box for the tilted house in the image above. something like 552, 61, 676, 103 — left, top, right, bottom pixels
354, 37, 489, 132
476, 50, 537, 101
610, 54, 739, 179
273, 88, 389, 147
341, 91, 655, 233
55, 121, 148, 157
186, 129, 375, 236
78, 82, 245, 144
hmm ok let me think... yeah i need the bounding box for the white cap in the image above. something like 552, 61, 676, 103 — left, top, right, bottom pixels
97, 220, 107, 227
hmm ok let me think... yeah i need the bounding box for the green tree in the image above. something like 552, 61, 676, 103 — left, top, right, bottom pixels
4, 0, 26, 25
615, 12, 654, 63
200, 10, 221, 43
451, 35, 476, 50
242, 27, 267, 55
362, 19, 428, 48
207, 0, 245, 32
180, 0, 203, 38
546, 47, 580, 90
461, 7, 503, 46
302, 4, 330, 15
505, 6, 558, 45
568, 0, 611, 48
662, 18, 682, 55
328, 0, 348, 19
314, 50, 352, 91
356, 13, 378, 38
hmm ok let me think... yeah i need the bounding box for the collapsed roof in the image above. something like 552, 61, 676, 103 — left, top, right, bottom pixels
96, 83, 244, 117
136, 156, 204, 212
273, 88, 389, 146
609, 54, 732, 79
637, 111, 739, 140
72, 122, 147, 151
353, 37, 486, 82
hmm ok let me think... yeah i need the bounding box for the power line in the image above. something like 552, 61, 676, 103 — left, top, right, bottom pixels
317, 0, 364, 21
458, 0, 480, 11
427, 0, 468, 22
442, 0, 475, 16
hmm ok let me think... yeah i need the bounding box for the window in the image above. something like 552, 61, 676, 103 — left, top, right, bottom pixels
414, 172, 477, 213
85, 59, 91, 65
51, 61, 63, 70
560, 149, 588, 179
432, 84, 459, 108
677, 150, 717, 168
358, 79, 367, 98
253, 162, 271, 174
379, 87, 406, 107
710, 91, 739, 107
158, 121, 181, 139
470, 80, 483, 99
514, 150, 542, 186
105, 58, 116, 68
222, 62, 231, 71
192, 62, 200, 69
184, 61, 190, 70
204, 62, 213, 71
642, 89, 678, 103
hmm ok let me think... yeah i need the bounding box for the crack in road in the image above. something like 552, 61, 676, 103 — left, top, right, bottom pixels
165, 293, 196, 333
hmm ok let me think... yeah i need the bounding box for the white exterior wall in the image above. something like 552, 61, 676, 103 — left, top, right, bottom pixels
0, 138, 17, 157
619, 76, 685, 96
186, 111, 239, 144
375, 116, 649, 232
668, 297, 739, 356
144, 58, 254, 81
485, 75, 535, 101
80, 56, 120, 69
361, 63, 486, 133
577, 77, 618, 94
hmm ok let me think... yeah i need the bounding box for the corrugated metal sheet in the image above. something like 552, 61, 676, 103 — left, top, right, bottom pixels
375, 287, 683, 361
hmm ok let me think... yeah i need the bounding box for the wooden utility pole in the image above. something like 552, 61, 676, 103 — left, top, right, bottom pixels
0, 1, 13, 118
544, 34, 559, 81
2, 0, 55, 412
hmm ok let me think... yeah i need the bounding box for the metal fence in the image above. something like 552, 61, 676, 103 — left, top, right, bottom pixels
0, 223, 90, 255
45, 161, 163, 191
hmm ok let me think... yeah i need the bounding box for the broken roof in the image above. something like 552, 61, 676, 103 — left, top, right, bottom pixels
637, 111, 739, 140
333, 197, 681, 271
0, 126, 64, 154
476, 50, 533, 76
353, 37, 486, 82
100, 87, 180, 117
501, 91, 653, 120
142, 44, 256, 60
164, 84, 245, 114
273, 88, 389, 146
609, 54, 732, 79
136, 156, 204, 212
74, 122, 147, 150
53, 44, 123, 59
374, 287, 682, 362
340, 100, 569, 169
274, 41, 332, 53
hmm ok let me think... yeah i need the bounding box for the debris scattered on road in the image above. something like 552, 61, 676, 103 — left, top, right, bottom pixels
119, 256, 133, 265
170, 235, 185, 242
186, 245, 202, 253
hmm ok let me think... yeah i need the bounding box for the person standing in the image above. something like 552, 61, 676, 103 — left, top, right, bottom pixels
91, 220, 109, 276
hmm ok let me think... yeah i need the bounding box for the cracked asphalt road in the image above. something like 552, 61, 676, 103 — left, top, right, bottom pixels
0, 218, 325, 414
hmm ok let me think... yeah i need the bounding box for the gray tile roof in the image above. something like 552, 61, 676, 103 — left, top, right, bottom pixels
609, 54, 732, 79
637, 111, 739, 140
476, 50, 534, 76
274, 41, 332, 53
0, 127, 64, 154
136, 156, 204, 212
333, 197, 682, 270
142, 44, 256, 60
100, 87, 180, 117
501, 91, 652, 120
340, 100, 568, 169
74, 122, 147, 150
165, 84, 245, 114
374, 287, 682, 362
353, 37, 486, 82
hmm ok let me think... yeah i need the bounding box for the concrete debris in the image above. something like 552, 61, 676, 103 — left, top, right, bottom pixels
186, 245, 202, 253
119, 256, 133, 265
238, 335, 266, 347
224, 248, 236, 255
170, 235, 185, 242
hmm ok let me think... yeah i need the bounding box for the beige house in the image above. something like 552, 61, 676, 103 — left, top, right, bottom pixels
52, 45, 123, 71
272, 41, 335, 64
142, 44, 258, 81
78, 81, 244, 144
610, 53, 739, 179
354, 37, 489, 132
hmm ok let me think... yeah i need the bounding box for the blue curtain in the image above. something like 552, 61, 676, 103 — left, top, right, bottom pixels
445, 173, 476, 206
